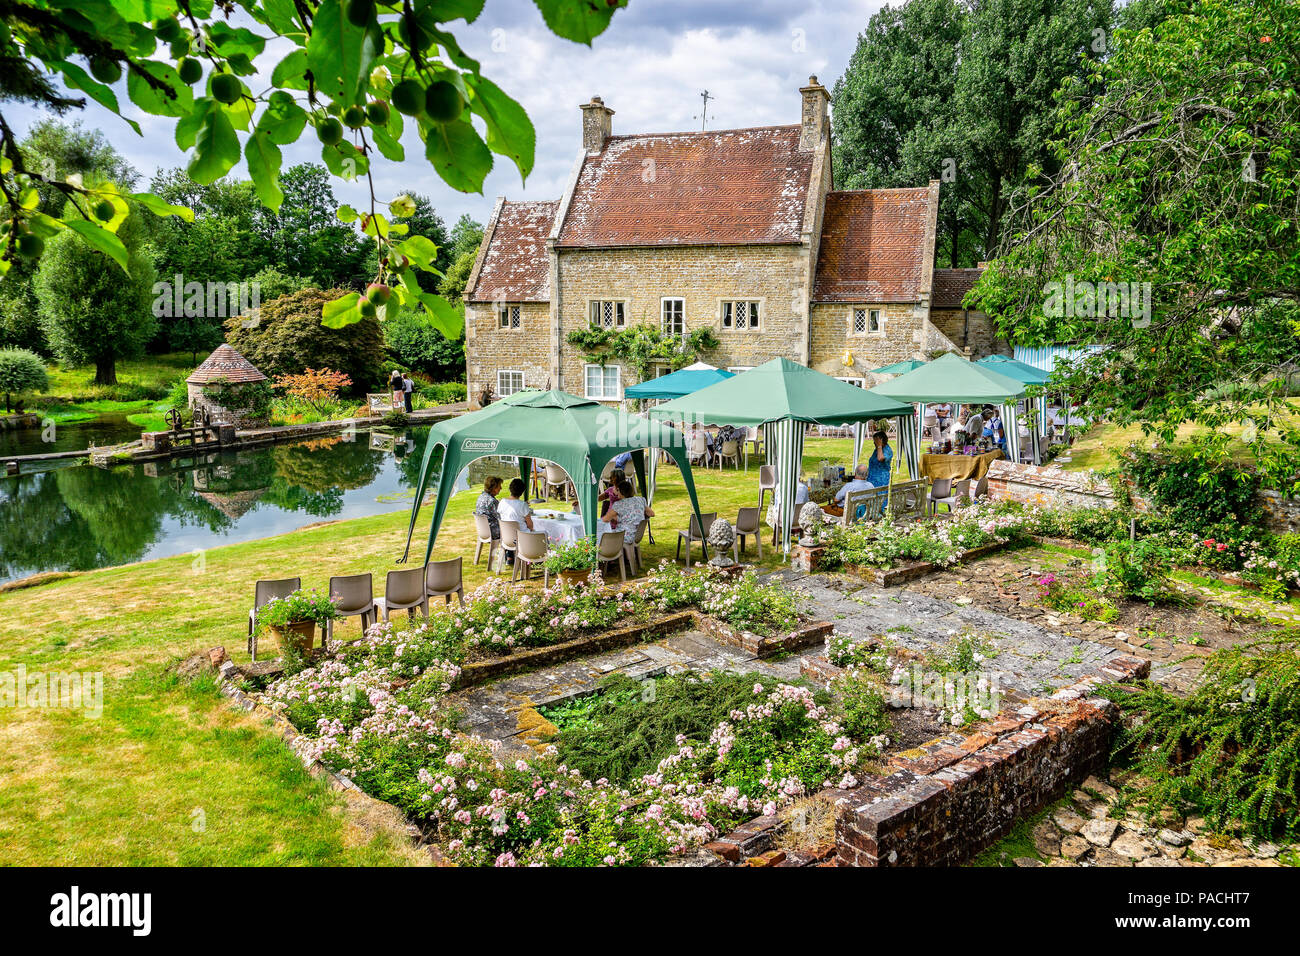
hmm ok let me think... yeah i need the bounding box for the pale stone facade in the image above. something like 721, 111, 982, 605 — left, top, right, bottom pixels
463, 79, 1001, 408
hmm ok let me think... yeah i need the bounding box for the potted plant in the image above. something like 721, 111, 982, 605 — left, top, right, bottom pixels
254, 588, 338, 656
544, 538, 599, 587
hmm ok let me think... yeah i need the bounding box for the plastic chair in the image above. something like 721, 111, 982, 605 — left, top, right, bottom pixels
757, 464, 777, 514
686, 432, 709, 466
623, 519, 648, 574
597, 530, 629, 582
425, 557, 464, 606
375, 566, 429, 622
498, 520, 520, 575
717, 440, 740, 470
734, 507, 762, 561
927, 477, 959, 514
676, 511, 716, 563
544, 464, 571, 500
513, 530, 551, 586
326, 572, 375, 645
974, 475, 989, 501
248, 576, 301, 661
472, 513, 498, 568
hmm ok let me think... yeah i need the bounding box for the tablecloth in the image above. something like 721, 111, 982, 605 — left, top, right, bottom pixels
531, 512, 620, 544
919, 450, 1004, 481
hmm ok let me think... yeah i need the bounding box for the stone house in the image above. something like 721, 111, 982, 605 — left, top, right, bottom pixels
462, 77, 1002, 407
186, 344, 269, 426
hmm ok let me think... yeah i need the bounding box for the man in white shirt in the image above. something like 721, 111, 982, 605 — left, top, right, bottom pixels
824, 464, 874, 518
498, 478, 534, 535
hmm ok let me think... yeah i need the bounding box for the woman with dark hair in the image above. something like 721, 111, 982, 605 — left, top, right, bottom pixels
866, 430, 893, 487
607, 478, 653, 531
475, 476, 503, 542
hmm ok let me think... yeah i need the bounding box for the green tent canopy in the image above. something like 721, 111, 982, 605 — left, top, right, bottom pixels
400, 390, 708, 567
975, 354, 1050, 385
650, 358, 915, 555
867, 352, 1026, 404
871, 359, 928, 374
624, 365, 735, 400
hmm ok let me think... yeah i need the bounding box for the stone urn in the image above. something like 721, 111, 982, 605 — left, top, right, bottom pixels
799, 501, 826, 541
707, 518, 738, 567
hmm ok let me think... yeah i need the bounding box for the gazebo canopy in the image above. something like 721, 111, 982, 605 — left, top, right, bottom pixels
624, 365, 735, 400
868, 352, 1026, 403
871, 359, 928, 375
650, 357, 913, 425
401, 390, 706, 566
975, 354, 1050, 385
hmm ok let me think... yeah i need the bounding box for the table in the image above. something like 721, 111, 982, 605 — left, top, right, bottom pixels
531, 511, 620, 545
919, 450, 1003, 482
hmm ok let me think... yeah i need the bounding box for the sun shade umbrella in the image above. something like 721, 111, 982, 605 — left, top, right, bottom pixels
400, 390, 707, 566
871, 359, 928, 374
650, 358, 914, 555
868, 352, 1027, 470
974, 355, 1051, 465
623, 365, 736, 400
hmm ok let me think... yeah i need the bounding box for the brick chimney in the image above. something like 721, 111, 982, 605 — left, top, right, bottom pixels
799, 76, 830, 151
580, 96, 614, 154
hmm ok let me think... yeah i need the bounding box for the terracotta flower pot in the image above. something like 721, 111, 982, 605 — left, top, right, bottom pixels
270, 620, 316, 655
559, 568, 591, 588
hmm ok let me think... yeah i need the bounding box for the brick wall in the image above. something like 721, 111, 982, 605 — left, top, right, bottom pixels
809, 302, 922, 380
465, 301, 551, 406
553, 244, 812, 399
985, 460, 1118, 511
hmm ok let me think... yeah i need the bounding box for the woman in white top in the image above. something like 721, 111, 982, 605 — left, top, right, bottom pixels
606, 478, 653, 532
497, 477, 534, 531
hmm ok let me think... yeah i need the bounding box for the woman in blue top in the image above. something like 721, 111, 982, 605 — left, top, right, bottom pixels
866, 430, 893, 487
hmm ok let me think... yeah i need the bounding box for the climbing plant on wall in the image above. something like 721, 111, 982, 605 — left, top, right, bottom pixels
566, 324, 719, 383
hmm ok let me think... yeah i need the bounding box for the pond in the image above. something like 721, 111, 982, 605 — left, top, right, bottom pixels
0, 427, 500, 585
0, 413, 144, 460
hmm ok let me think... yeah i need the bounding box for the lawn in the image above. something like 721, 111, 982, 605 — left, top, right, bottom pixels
0, 436, 855, 865
39, 353, 197, 403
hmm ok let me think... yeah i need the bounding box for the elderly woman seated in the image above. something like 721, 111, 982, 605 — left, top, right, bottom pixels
821, 464, 873, 519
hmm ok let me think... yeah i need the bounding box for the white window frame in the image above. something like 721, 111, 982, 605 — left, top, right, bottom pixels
836, 376, 866, 388
720, 299, 762, 331
498, 304, 521, 330
851, 307, 883, 336
588, 299, 626, 329
497, 369, 525, 396
661, 297, 685, 336
584, 363, 622, 400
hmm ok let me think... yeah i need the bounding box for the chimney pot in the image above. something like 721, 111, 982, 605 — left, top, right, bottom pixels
798, 77, 830, 151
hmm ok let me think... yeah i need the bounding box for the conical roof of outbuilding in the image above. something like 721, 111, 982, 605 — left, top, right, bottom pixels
186, 344, 267, 385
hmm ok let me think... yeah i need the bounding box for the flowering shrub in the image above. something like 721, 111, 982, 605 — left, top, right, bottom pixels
542, 538, 599, 574
1037, 573, 1119, 623
820, 501, 1037, 571
641, 562, 806, 636
254, 588, 339, 630
826, 631, 892, 673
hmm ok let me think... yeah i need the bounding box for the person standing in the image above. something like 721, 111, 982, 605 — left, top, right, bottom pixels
866, 430, 893, 487
389, 369, 404, 410
402, 372, 414, 413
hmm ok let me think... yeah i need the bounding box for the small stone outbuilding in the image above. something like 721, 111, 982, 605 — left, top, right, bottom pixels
186, 344, 269, 427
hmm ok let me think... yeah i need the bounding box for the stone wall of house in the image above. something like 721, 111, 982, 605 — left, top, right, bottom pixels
464, 301, 552, 407
187, 382, 267, 427
1257, 490, 1300, 535
808, 302, 922, 381
553, 244, 811, 401
927, 308, 1005, 359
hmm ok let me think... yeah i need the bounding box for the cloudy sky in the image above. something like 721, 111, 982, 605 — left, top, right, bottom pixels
9, 0, 885, 229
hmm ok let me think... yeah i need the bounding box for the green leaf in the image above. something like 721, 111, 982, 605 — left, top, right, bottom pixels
466, 74, 535, 180
306, 0, 379, 105
259, 91, 308, 145
270, 49, 310, 90
246, 131, 285, 212
337, 205, 359, 223
532, 0, 628, 45
421, 293, 464, 339
371, 124, 405, 162
421, 0, 486, 23
423, 119, 492, 193
130, 192, 194, 222
321, 141, 369, 180
208, 22, 268, 60
322, 292, 363, 329
57, 61, 143, 135
65, 219, 131, 274
126, 60, 193, 118
396, 235, 439, 270
187, 106, 240, 184
174, 99, 212, 151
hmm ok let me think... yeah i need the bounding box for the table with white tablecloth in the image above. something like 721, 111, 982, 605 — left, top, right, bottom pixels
530, 511, 620, 544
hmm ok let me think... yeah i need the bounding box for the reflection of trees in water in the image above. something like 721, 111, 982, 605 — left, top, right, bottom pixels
272, 436, 383, 493
0, 472, 105, 577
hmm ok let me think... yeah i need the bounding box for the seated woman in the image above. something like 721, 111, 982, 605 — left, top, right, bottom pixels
475, 476, 503, 545
498, 478, 535, 532
599, 468, 625, 518
606, 478, 654, 532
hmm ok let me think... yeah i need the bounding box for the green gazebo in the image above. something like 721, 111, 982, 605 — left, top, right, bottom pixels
400, 390, 708, 566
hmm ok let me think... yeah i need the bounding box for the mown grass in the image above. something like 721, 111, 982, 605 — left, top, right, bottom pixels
0, 436, 855, 864
39, 353, 196, 402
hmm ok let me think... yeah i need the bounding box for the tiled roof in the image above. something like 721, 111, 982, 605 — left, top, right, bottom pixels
186, 344, 266, 384
555, 126, 814, 248
813, 188, 933, 303
932, 267, 984, 309
467, 200, 557, 303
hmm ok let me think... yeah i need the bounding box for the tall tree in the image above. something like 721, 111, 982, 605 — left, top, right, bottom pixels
972, 0, 1300, 490
437, 214, 484, 300
832, 0, 1113, 265
254, 163, 368, 288
34, 199, 157, 384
